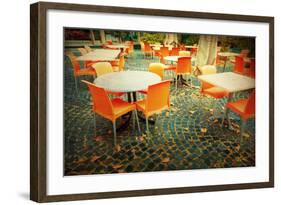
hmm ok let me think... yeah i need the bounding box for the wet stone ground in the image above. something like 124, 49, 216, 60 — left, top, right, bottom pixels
64, 49, 255, 176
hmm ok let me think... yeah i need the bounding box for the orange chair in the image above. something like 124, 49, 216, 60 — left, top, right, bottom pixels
135, 80, 171, 136
170, 47, 180, 56
148, 63, 165, 80
125, 41, 134, 55
91, 62, 125, 97
82, 80, 140, 146
200, 66, 229, 117
77, 48, 95, 68
158, 47, 170, 64
138, 63, 165, 95
143, 42, 154, 58
172, 57, 192, 89
234, 56, 245, 74
222, 89, 255, 137
110, 52, 126, 71
66, 53, 96, 92
245, 58, 255, 78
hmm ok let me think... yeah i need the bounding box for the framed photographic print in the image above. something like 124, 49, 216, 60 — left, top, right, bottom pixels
30, 1, 274, 202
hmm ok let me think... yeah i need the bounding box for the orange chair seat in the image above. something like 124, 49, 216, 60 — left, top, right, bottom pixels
76, 68, 96, 76
135, 99, 169, 117
226, 99, 254, 120
203, 87, 228, 99
135, 100, 146, 112
96, 98, 135, 121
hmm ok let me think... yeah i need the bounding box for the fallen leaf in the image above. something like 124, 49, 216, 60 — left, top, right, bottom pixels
235, 144, 241, 152
242, 133, 251, 138
95, 136, 105, 142
138, 136, 145, 142
75, 156, 88, 164
201, 128, 208, 133
213, 119, 219, 123
113, 164, 123, 169
115, 144, 121, 152
90, 155, 100, 162
189, 110, 195, 114
184, 128, 189, 132
162, 157, 170, 163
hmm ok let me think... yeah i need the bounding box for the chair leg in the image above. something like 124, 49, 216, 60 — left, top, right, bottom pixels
221, 108, 226, 127
93, 112, 96, 138
240, 119, 246, 138
113, 121, 117, 146
134, 110, 141, 134
175, 75, 178, 90
146, 117, 149, 137
74, 76, 78, 93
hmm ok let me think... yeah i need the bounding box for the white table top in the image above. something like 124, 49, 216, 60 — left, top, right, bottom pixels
106, 44, 128, 49
164, 56, 196, 62
185, 45, 198, 49
153, 46, 173, 51
77, 49, 120, 61
94, 71, 161, 92
198, 72, 255, 93
217, 52, 240, 57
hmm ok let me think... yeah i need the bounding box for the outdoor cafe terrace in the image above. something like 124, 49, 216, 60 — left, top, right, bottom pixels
64, 34, 255, 175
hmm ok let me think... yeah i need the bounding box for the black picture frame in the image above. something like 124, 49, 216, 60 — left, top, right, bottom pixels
30, 1, 274, 202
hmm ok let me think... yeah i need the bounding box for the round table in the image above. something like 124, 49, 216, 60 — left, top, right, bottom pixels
94, 71, 161, 92
94, 71, 161, 130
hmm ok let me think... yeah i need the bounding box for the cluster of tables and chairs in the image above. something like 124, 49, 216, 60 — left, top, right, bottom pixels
65, 42, 255, 147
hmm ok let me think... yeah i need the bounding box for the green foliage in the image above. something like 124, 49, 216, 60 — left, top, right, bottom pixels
180, 34, 199, 45
140, 32, 166, 44
218, 36, 255, 57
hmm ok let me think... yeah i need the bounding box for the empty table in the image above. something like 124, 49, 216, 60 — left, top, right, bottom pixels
198, 72, 255, 93
198, 72, 255, 125
77, 49, 120, 62
94, 71, 161, 93
94, 71, 161, 130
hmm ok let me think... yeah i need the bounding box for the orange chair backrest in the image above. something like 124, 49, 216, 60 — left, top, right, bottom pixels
82, 80, 113, 117
160, 47, 169, 57
177, 57, 192, 74
170, 47, 180, 56
234, 56, 244, 74
146, 80, 170, 114
66, 53, 81, 75
244, 89, 255, 115
249, 58, 255, 78
144, 42, 152, 52
119, 53, 126, 70
148, 63, 165, 80
92, 62, 113, 77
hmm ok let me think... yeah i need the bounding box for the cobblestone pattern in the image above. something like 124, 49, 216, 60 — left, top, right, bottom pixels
63, 50, 255, 175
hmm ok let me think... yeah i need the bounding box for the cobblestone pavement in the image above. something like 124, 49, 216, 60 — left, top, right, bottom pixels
64, 49, 255, 176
